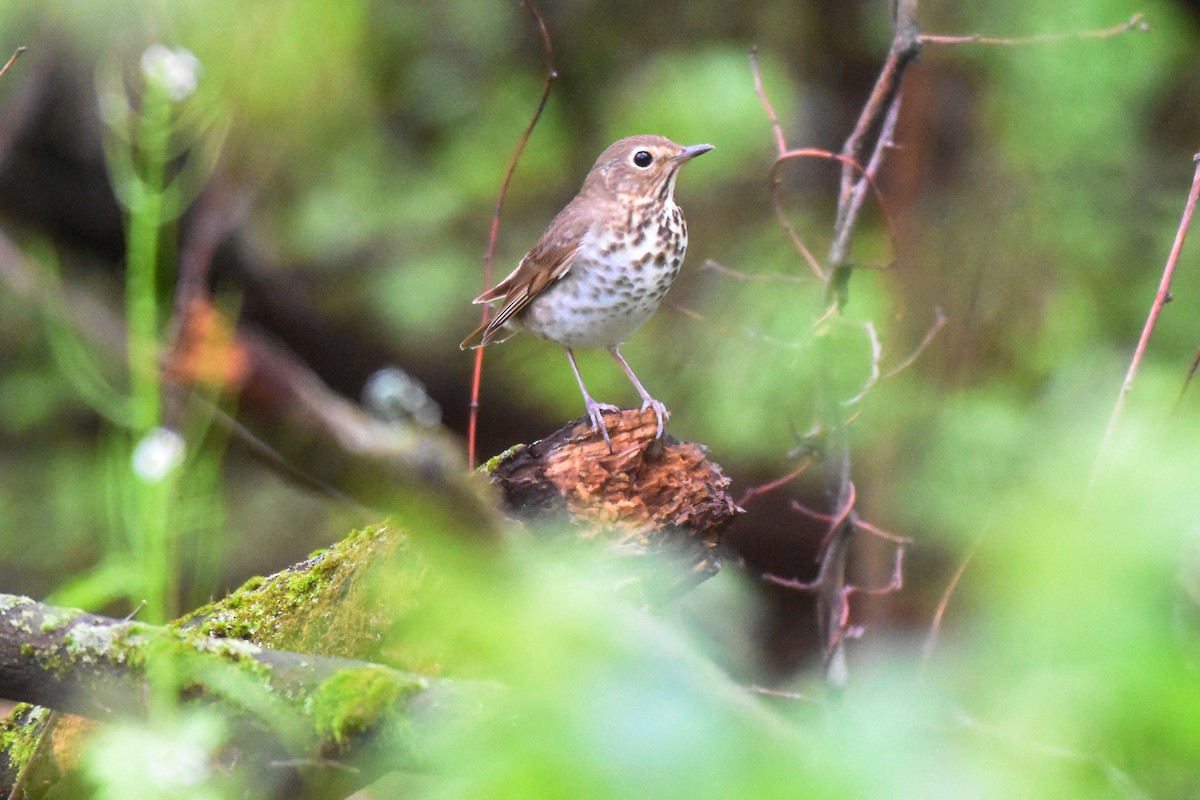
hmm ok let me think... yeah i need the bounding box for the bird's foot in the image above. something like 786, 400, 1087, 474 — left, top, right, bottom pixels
584, 399, 621, 451
641, 398, 670, 439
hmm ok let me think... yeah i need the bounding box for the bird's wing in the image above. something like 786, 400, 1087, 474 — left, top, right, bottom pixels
460, 211, 589, 350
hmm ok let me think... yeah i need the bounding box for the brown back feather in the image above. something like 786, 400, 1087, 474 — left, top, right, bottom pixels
459, 198, 591, 350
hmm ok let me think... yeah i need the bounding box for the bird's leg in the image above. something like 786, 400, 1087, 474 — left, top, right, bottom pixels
566, 348, 618, 450
609, 345, 669, 438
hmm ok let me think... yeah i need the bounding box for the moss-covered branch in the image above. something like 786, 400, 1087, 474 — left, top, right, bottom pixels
0, 592, 485, 798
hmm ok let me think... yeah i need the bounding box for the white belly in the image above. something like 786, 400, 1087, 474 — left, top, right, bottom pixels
520, 237, 685, 349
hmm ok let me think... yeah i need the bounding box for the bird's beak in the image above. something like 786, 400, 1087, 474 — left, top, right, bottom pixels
676, 143, 714, 162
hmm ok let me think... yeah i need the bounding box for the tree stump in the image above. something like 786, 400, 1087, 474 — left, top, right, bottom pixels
482, 408, 743, 593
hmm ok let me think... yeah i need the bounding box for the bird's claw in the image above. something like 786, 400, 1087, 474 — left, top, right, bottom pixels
584, 400, 620, 451
642, 398, 669, 439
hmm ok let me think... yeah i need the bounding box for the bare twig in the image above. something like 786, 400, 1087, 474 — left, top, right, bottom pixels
737, 456, 815, 507
1094, 151, 1200, 484
845, 545, 905, 599
665, 300, 813, 352
701, 258, 808, 285
751, 0, 923, 685
468, 0, 557, 468
920, 534, 981, 670
841, 321, 883, 407
0, 46, 24, 81
830, 64, 911, 299
745, 685, 821, 703
883, 306, 947, 379
921, 13, 1148, 46
789, 496, 911, 548
749, 47, 788, 157
1176, 346, 1200, 410
750, 48, 901, 287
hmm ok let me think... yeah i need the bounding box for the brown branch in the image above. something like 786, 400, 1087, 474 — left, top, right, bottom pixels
0, 46, 24, 81
883, 306, 947, 380
666, 300, 813, 352
468, 0, 557, 468
921, 13, 1148, 46
701, 258, 808, 285
749, 47, 788, 157
737, 457, 814, 507
920, 535, 980, 670
1094, 151, 1200, 486
749, 50, 825, 280
830, 70, 910, 296
804, 0, 922, 685
750, 1, 923, 685
1177, 345, 1200, 410
750, 53, 902, 287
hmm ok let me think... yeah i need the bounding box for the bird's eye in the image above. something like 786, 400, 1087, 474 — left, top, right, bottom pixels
632, 150, 653, 168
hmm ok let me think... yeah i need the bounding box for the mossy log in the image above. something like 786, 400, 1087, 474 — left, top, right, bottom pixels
0, 528, 488, 799
0, 411, 742, 797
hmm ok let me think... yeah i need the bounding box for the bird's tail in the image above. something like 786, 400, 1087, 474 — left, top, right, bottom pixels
460, 321, 519, 350
459, 322, 488, 350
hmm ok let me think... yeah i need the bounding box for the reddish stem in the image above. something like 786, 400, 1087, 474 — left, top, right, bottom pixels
0, 47, 24, 81
1096, 152, 1200, 474
467, 0, 556, 468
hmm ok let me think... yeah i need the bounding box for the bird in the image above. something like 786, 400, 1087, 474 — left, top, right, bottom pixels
460, 134, 712, 449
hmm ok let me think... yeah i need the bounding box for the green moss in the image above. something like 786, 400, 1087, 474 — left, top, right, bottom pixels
0, 595, 33, 614
37, 606, 78, 633
238, 576, 266, 593
175, 524, 435, 672
480, 443, 525, 474
310, 665, 425, 748
286, 570, 319, 594
0, 704, 51, 778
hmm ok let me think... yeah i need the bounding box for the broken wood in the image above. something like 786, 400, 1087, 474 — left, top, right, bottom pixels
483, 408, 743, 588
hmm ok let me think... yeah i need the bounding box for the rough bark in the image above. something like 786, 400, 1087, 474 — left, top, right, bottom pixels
484, 408, 742, 593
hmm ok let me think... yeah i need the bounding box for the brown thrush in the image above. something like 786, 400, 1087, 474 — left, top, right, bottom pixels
460, 134, 712, 449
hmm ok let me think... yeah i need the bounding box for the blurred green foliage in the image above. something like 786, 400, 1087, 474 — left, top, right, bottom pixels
0, 0, 1198, 796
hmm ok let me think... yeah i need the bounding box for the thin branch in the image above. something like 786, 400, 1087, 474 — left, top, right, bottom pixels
468, 0, 557, 468
765, 150, 829, 280
845, 545, 905, 599
789, 498, 911, 547
737, 456, 815, 507
883, 306, 947, 379
830, 80, 908, 290
1175, 345, 1200, 410
920, 535, 981, 670
744, 685, 821, 704
665, 300, 812, 352
812, 481, 857, 554
852, 517, 911, 546
701, 258, 808, 285
921, 13, 1148, 46
0, 46, 24, 81
749, 47, 787, 156
841, 321, 882, 407
812, 0, 920, 683
750, 52, 902, 286
1094, 151, 1200, 483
